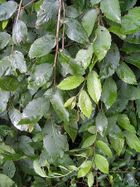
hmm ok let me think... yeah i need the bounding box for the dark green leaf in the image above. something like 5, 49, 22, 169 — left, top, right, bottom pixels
0, 32, 11, 50
96, 112, 108, 136
0, 76, 20, 91
125, 31, 140, 44
3, 160, 16, 178
102, 78, 117, 109
124, 53, 140, 69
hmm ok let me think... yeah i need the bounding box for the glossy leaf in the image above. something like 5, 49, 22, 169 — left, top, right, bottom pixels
101, 0, 121, 23
0, 32, 11, 50
121, 7, 140, 34
0, 1, 17, 21
96, 140, 112, 158
94, 26, 111, 61
82, 9, 97, 36
95, 154, 109, 174
96, 112, 108, 136
29, 33, 56, 58
78, 160, 92, 178
87, 71, 102, 104
116, 62, 137, 85
102, 78, 117, 109
78, 90, 93, 118
65, 18, 89, 44
57, 76, 84, 90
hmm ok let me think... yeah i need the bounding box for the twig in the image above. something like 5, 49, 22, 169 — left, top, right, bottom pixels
62, 0, 65, 50
53, 0, 62, 86
16, 0, 23, 23
22, 0, 36, 9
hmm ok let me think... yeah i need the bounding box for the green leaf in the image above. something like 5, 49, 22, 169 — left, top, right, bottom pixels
19, 135, 34, 156
65, 18, 89, 44
0, 142, 15, 154
29, 33, 56, 58
109, 25, 126, 40
0, 32, 11, 50
78, 160, 92, 178
95, 154, 109, 174
3, 160, 16, 178
90, 0, 101, 5
87, 172, 94, 187
33, 160, 46, 178
0, 76, 20, 91
0, 56, 11, 77
117, 114, 136, 133
10, 51, 27, 73
75, 44, 94, 69
116, 62, 137, 85
50, 90, 69, 123
0, 1, 17, 21
125, 31, 140, 44
28, 63, 53, 89
124, 53, 140, 69
124, 131, 140, 152
87, 71, 102, 104
96, 140, 112, 158
43, 123, 68, 161
19, 97, 50, 124
57, 76, 84, 90
36, 0, 59, 26
100, 43, 120, 79
12, 20, 28, 44
101, 0, 121, 23
110, 135, 124, 156
82, 9, 97, 36
94, 26, 111, 61
102, 78, 117, 109
0, 174, 17, 187
121, 7, 140, 34
82, 134, 96, 148
96, 112, 108, 136
64, 96, 76, 108
78, 90, 93, 118
0, 90, 9, 112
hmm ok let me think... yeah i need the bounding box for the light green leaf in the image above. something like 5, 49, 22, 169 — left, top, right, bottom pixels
109, 25, 126, 40
96, 112, 108, 136
82, 9, 97, 36
75, 44, 94, 69
0, 90, 9, 112
0, 142, 15, 154
36, 0, 59, 26
12, 20, 28, 44
122, 7, 140, 34
100, 43, 120, 79
66, 18, 89, 44
117, 114, 136, 133
3, 160, 16, 178
87, 172, 94, 187
95, 154, 109, 174
94, 26, 111, 61
0, 1, 18, 21
101, 0, 121, 23
33, 160, 46, 178
64, 97, 76, 108
0, 174, 17, 187
87, 71, 102, 104
102, 78, 117, 109
19, 97, 50, 124
50, 90, 69, 123
124, 131, 140, 152
29, 33, 56, 58
96, 140, 112, 158
90, 0, 101, 5
116, 62, 137, 85
10, 51, 27, 73
0, 76, 20, 91
57, 76, 84, 90
43, 123, 68, 161
0, 32, 11, 50
82, 134, 96, 148
78, 160, 92, 178
78, 90, 93, 118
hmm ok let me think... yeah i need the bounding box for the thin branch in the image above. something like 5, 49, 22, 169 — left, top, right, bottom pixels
62, 0, 65, 51
16, 0, 23, 23
53, 0, 62, 86
22, 0, 36, 9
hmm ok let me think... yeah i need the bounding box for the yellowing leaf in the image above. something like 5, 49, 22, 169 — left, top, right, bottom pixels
87, 71, 102, 104
78, 90, 93, 118
58, 76, 84, 90
95, 154, 109, 174
78, 160, 92, 178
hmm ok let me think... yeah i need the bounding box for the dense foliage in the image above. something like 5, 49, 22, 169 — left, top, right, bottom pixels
0, 0, 140, 186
